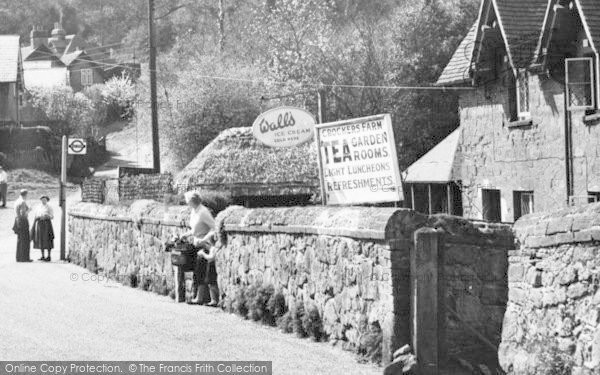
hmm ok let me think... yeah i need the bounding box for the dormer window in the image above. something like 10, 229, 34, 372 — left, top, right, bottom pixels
566, 57, 595, 111
516, 69, 530, 119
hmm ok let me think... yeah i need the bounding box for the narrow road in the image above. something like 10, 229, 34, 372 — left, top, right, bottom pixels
0, 193, 381, 375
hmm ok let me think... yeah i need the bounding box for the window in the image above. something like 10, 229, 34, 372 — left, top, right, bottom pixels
81, 69, 94, 86
513, 191, 534, 221
482, 189, 502, 222
588, 191, 600, 203
516, 69, 530, 119
566, 57, 595, 110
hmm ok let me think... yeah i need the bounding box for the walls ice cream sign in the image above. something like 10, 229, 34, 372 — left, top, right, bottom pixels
252, 106, 316, 147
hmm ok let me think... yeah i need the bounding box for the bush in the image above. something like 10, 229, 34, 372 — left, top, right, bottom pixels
302, 303, 324, 342
535, 339, 574, 375
242, 284, 260, 319
137, 56, 265, 170
358, 321, 383, 364
267, 291, 287, 320
277, 311, 294, 334
102, 74, 136, 120
292, 301, 307, 338
233, 288, 248, 318
27, 86, 96, 136
248, 285, 275, 324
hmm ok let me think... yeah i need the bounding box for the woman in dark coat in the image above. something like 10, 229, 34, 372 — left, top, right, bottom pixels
31, 195, 54, 261
13, 189, 31, 262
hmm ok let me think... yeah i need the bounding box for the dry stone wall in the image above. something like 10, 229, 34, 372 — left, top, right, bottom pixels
500, 203, 600, 374
215, 206, 423, 362
68, 202, 512, 369
68, 200, 190, 295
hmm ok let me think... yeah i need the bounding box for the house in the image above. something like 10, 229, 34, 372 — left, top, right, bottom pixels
407, 0, 600, 223
0, 35, 24, 123
21, 24, 104, 90
176, 127, 320, 207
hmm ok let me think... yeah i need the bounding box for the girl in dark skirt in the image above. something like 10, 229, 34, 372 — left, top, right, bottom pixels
13, 189, 31, 262
31, 195, 54, 262
196, 235, 219, 307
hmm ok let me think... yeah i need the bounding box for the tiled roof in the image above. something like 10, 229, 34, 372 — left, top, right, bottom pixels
61, 51, 84, 66
404, 128, 461, 183
437, 0, 548, 85
436, 23, 477, 86
0, 35, 20, 83
495, 0, 548, 68
579, 0, 600, 50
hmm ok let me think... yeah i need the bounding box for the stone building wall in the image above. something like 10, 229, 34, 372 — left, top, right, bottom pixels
458, 74, 568, 222
499, 203, 600, 374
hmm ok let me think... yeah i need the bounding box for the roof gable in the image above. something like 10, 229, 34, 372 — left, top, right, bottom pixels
493, 0, 548, 68
0, 35, 21, 83
437, 0, 549, 86
21, 44, 65, 66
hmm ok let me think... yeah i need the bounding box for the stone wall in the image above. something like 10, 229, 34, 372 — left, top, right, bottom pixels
499, 203, 600, 374
81, 174, 174, 204
216, 208, 512, 368
68, 200, 190, 295
215, 205, 425, 364
68, 202, 512, 369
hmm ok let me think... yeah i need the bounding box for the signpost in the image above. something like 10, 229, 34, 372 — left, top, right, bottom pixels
315, 114, 403, 205
252, 106, 316, 148
60, 137, 87, 261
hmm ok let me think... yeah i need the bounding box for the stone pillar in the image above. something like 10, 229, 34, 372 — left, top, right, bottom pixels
411, 228, 444, 375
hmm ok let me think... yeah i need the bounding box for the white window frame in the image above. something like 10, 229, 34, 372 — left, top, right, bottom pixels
519, 191, 534, 216
81, 68, 94, 86
565, 57, 596, 111
516, 69, 530, 119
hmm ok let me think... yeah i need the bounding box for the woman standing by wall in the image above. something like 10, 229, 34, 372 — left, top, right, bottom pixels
31, 195, 54, 262
12, 189, 31, 262
182, 191, 218, 305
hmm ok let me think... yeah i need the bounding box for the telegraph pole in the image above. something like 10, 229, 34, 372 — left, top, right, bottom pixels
148, 0, 160, 173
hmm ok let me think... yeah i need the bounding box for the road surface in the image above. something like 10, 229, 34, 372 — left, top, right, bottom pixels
0, 192, 381, 375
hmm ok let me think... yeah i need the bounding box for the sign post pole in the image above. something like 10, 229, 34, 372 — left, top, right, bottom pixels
60, 135, 67, 261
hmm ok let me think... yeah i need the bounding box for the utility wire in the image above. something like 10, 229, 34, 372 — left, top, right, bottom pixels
26, 49, 474, 92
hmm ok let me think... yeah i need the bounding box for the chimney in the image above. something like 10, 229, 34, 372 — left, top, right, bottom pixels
30, 25, 46, 49
49, 22, 67, 54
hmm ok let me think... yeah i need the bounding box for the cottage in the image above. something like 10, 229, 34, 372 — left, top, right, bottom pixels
0, 35, 24, 124
176, 127, 320, 207
21, 24, 104, 90
408, 0, 600, 223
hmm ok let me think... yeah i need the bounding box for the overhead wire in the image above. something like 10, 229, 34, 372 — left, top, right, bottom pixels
25, 49, 473, 92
